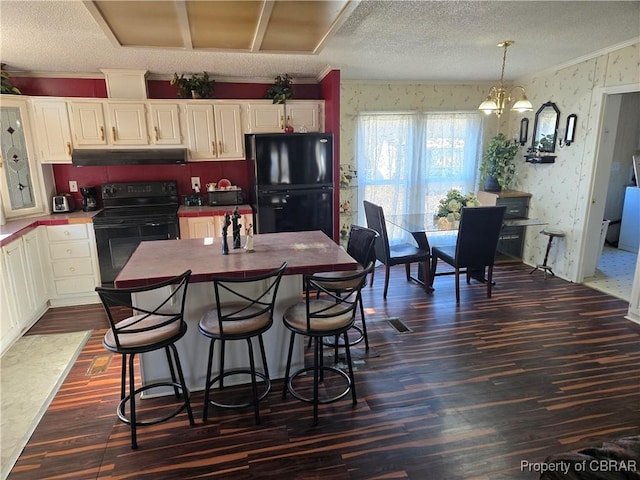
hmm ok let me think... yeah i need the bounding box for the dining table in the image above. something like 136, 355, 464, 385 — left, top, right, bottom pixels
115, 230, 358, 396
385, 212, 547, 287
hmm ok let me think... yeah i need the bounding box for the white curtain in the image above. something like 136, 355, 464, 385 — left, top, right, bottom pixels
356, 111, 484, 244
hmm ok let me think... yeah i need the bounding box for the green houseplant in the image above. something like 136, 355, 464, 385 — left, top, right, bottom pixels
265, 74, 293, 104
1, 64, 21, 95
170, 71, 215, 99
479, 133, 519, 191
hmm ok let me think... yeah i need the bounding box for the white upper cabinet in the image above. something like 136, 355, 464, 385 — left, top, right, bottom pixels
288, 101, 323, 132
244, 100, 323, 133
69, 100, 148, 146
184, 102, 243, 161
31, 99, 73, 163
148, 102, 182, 145
68, 101, 108, 146
105, 102, 148, 145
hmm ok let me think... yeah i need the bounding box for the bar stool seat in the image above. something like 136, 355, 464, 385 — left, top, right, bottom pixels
530, 228, 565, 279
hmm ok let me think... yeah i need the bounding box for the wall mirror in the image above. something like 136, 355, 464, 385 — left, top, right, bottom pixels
531, 101, 560, 153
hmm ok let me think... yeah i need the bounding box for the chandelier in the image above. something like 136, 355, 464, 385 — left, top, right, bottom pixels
478, 40, 533, 117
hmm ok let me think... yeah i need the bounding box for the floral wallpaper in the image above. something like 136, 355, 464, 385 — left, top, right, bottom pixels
340, 42, 640, 283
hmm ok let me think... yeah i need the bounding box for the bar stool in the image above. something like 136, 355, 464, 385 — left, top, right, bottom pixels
530, 229, 565, 279
96, 270, 195, 449
199, 262, 287, 424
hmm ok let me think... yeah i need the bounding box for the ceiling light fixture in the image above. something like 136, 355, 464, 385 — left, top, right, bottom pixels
478, 40, 533, 117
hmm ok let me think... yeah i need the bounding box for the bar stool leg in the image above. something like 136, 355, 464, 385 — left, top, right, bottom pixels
529, 232, 561, 279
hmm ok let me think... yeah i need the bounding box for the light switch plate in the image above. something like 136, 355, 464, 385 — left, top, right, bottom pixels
191, 177, 200, 191
69, 180, 78, 192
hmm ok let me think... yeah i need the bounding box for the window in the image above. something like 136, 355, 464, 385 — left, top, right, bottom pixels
356, 111, 484, 242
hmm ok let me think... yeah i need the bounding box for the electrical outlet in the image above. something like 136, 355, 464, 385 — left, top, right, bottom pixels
191, 177, 200, 191
69, 180, 78, 192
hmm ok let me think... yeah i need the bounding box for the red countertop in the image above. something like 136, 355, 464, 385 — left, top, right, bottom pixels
115, 230, 356, 288
0, 211, 99, 247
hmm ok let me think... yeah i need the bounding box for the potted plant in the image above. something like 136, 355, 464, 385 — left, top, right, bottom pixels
479, 133, 519, 191
1, 64, 21, 95
170, 71, 215, 99
265, 73, 293, 104
266, 74, 294, 131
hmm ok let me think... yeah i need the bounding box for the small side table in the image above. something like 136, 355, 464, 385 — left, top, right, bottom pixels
530, 229, 565, 279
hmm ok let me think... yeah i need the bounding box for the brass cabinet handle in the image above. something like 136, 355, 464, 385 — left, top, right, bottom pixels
99, 126, 105, 141
112, 126, 117, 141
280, 116, 284, 129
211, 142, 216, 155
154, 126, 159, 141
218, 140, 223, 154
66, 142, 72, 156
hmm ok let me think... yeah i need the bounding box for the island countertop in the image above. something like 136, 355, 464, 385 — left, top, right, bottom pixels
115, 230, 357, 288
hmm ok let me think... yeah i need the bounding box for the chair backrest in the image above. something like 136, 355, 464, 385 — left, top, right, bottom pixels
363, 200, 391, 263
304, 262, 374, 333
211, 262, 287, 334
96, 270, 192, 350
346, 224, 378, 268
455, 206, 507, 268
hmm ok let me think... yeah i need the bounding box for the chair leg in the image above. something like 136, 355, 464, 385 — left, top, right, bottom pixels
454, 267, 461, 304
313, 336, 320, 426
369, 266, 375, 287
245, 338, 260, 425
487, 265, 494, 298
282, 331, 296, 399
343, 330, 357, 406
164, 346, 180, 399
128, 353, 138, 449
168, 343, 194, 426
430, 256, 438, 288
120, 354, 127, 401
421, 260, 431, 292
358, 294, 369, 350
405, 263, 411, 280
203, 338, 216, 422
383, 265, 391, 298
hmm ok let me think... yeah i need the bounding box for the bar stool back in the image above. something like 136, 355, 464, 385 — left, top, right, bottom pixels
96, 270, 195, 449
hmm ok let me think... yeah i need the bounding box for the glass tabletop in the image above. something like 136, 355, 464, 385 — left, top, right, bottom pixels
386, 213, 546, 234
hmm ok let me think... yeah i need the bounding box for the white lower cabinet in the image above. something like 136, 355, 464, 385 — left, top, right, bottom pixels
45, 224, 101, 307
180, 213, 253, 239
1, 227, 49, 354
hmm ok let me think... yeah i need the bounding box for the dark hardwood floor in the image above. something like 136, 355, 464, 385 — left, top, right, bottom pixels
8, 263, 640, 479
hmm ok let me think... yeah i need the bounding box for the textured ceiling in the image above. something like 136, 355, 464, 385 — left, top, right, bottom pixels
1, 1, 639, 83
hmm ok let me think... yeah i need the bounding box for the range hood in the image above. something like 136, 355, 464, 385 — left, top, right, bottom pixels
72, 148, 188, 166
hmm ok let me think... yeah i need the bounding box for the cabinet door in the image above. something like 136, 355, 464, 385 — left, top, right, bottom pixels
288, 101, 323, 132
188, 217, 216, 238
185, 105, 216, 160
32, 99, 73, 163
0, 249, 18, 354
106, 102, 148, 145
245, 103, 284, 133
3, 239, 33, 323
148, 103, 182, 145
213, 104, 244, 159
69, 101, 107, 146
23, 228, 49, 311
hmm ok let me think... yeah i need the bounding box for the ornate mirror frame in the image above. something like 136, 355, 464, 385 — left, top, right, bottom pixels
531, 101, 560, 153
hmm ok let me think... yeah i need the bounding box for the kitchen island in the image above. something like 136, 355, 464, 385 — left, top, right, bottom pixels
115, 230, 358, 394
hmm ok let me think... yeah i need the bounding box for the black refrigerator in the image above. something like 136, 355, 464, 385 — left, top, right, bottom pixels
246, 133, 334, 238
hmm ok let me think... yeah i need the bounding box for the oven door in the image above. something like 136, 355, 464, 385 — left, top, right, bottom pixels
93, 221, 179, 286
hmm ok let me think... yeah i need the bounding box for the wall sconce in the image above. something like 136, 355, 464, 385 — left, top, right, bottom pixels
559, 114, 577, 147
519, 118, 529, 146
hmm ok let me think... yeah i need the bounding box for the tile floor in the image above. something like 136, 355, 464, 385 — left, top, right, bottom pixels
582, 245, 637, 302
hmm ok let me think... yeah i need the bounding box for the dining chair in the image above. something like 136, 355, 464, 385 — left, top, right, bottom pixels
312, 224, 378, 357
282, 263, 373, 426
96, 270, 195, 449
430, 206, 506, 303
199, 262, 287, 424
363, 200, 431, 298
